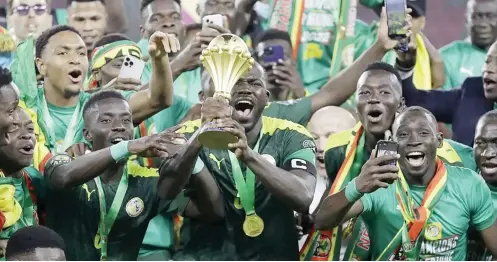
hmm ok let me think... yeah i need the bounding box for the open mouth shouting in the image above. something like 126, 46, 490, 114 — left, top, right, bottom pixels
405, 151, 426, 168
110, 136, 128, 145
18, 142, 35, 156
68, 69, 83, 84
366, 108, 384, 123
233, 99, 254, 121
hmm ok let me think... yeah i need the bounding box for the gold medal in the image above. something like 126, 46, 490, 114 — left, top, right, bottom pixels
243, 213, 264, 237
234, 193, 242, 209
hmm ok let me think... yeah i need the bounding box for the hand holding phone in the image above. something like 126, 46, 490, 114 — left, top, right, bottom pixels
118, 55, 146, 80
385, 0, 409, 51
202, 14, 226, 30
261, 45, 285, 63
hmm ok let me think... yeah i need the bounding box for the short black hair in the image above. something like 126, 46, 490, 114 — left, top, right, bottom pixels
254, 29, 292, 47
83, 90, 127, 119
5, 226, 65, 260
363, 61, 402, 85
396, 106, 438, 127
93, 33, 132, 49
140, 0, 181, 13
0, 67, 13, 88
477, 109, 497, 132
36, 25, 81, 58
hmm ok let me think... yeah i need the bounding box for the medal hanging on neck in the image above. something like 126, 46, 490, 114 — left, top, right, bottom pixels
41, 94, 81, 154
393, 159, 448, 260
94, 165, 129, 261
227, 127, 264, 237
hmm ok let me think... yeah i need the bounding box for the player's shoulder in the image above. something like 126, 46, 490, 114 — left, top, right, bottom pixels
445, 163, 481, 183
177, 119, 202, 135
438, 139, 470, 160
324, 124, 360, 152
261, 116, 312, 138
440, 40, 473, 55
127, 160, 158, 178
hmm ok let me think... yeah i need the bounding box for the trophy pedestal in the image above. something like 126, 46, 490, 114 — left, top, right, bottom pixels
198, 127, 238, 149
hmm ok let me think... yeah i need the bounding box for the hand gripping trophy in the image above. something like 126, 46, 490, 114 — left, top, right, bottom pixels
198, 34, 255, 149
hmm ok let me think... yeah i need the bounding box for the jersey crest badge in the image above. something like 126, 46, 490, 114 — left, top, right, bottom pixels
261, 154, 276, 165
126, 197, 144, 217
425, 222, 442, 241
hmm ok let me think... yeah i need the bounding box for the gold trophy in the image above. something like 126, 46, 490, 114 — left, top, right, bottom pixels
198, 34, 255, 149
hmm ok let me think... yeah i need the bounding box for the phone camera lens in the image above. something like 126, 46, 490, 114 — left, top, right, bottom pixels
126, 57, 130, 61
130, 62, 134, 66
124, 62, 129, 67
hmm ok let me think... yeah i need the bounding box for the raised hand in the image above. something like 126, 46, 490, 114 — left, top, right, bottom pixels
355, 150, 399, 194
148, 31, 181, 59
200, 97, 232, 124
269, 59, 306, 99
376, 7, 413, 51
128, 125, 186, 158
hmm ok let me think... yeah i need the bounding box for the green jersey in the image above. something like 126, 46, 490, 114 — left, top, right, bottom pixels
361, 164, 495, 260
44, 156, 171, 261
0, 168, 43, 240
323, 127, 476, 260
263, 96, 312, 126
440, 41, 486, 90
467, 183, 497, 261
173, 116, 317, 260
34, 89, 134, 153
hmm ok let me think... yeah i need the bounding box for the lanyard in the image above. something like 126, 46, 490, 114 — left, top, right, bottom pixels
227, 127, 263, 216
41, 94, 81, 154
94, 165, 129, 261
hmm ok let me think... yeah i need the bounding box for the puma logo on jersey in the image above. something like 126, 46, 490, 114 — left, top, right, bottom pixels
209, 153, 225, 169
460, 67, 473, 76
82, 183, 96, 201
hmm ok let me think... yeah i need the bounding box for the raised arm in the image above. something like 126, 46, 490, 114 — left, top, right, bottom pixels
128, 32, 178, 124
309, 7, 410, 114
45, 133, 182, 190
315, 153, 399, 230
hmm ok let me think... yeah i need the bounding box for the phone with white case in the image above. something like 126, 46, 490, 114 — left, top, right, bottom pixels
118, 55, 146, 80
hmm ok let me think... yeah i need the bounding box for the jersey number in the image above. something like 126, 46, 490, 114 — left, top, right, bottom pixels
291, 159, 307, 170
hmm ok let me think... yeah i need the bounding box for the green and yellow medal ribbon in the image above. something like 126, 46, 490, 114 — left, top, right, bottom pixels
94, 165, 129, 261
300, 123, 364, 261
227, 127, 264, 237
377, 158, 447, 261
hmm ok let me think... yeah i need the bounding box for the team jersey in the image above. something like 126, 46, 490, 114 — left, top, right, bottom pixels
440, 40, 486, 90
43, 156, 172, 261
0, 168, 42, 240
263, 96, 312, 126
172, 116, 317, 260
322, 128, 476, 260
467, 183, 497, 261
361, 164, 495, 260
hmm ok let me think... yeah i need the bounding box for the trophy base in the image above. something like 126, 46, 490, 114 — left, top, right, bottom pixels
198, 127, 238, 149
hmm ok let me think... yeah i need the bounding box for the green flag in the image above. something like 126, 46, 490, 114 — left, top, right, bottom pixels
10, 36, 37, 108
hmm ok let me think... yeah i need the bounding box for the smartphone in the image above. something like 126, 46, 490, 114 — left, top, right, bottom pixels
262, 45, 285, 63
375, 140, 398, 166
385, 0, 408, 51
118, 55, 146, 80
202, 14, 224, 29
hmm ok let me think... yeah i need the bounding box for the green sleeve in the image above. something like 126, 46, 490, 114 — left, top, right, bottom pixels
24, 166, 45, 201
324, 146, 346, 185
263, 96, 312, 126
440, 44, 459, 90
446, 139, 477, 172
469, 172, 497, 231
283, 148, 316, 165
172, 95, 193, 126
280, 127, 316, 163
153, 95, 193, 132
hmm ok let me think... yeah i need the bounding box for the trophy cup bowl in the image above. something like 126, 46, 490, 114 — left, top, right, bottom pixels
198, 34, 255, 149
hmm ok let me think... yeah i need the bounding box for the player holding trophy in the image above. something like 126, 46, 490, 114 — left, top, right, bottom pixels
158, 34, 318, 260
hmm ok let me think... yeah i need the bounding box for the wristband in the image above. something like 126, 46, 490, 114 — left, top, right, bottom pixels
192, 158, 205, 174
110, 141, 131, 162
344, 177, 363, 202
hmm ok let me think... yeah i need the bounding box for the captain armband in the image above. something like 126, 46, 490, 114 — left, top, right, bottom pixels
44, 154, 73, 175
282, 158, 317, 176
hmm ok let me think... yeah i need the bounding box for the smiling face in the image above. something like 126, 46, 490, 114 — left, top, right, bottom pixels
0, 108, 36, 173
482, 42, 497, 100
474, 114, 497, 184
68, 1, 107, 50
356, 69, 403, 137
141, 0, 186, 44
230, 64, 269, 132
84, 97, 134, 151
393, 109, 442, 179
37, 30, 88, 98
467, 0, 497, 50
